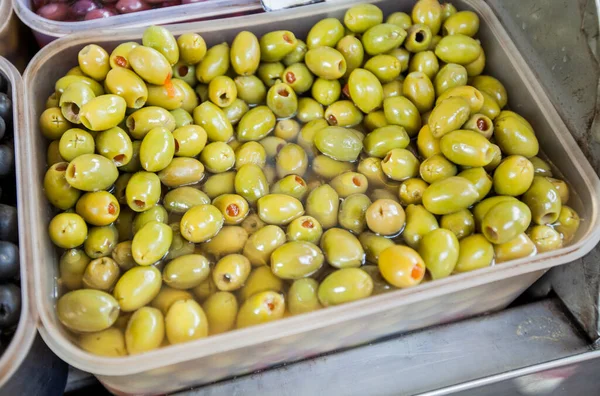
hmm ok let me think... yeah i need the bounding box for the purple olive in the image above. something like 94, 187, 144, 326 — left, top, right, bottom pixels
161, 0, 180, 6
84, 8, 117, 19
31, 0, 49, 11
115, 0, 151, 13
145, 0, 165, 4
99, 0, 118, 3
71, 0, 98, 18
36, 3, 70, 21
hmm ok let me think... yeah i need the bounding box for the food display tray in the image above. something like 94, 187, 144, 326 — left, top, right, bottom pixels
12, 0, 264, 46
0, 56, 37, 388
22, 0, 600, 394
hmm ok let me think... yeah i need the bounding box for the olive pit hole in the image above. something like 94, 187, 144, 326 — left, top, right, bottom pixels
266, 298, 275, 311
342, 84, 350, 98
278, 89, 290, 98
302, 220, 314, 229
283, 34, 293, 44
485, 226, 498, 241
223, 274, 232, 283
174, 139, 180, 153
542, 213, 558, 225
126, 117, 135, 132
55, 163, 67, 172
295, 176, 305, 186
285, 72, 296, 84
352, 176, 362, 187
477, 118, 489, 131
411, 265, 424, 280
67, 164, 76, 179
114, 55, 128, 68
134, 97, 146, 109
383, 153, 392, 163
327, 114, 338, 126
337, 60, 345, 72
178, 65, 189, 77
134, 199, 145, 208
113, 154, 126, 165
415, 31, 426, 43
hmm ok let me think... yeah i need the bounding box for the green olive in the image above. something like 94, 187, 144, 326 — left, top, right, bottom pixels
553, 206, 580, 244
131, 221, 173, 265
267, 82, 298, 119
306, 184, 340, 229
236, 291, 285, 329
365, 199, 406, 236
199, 141, 235, 173
347, 68, 383, 113
270, 241, 324, 280
314, 126, 363, 162
203, 292, 239, 335
271, 175, 308, 201
428, 97, 471, 138
165, 299, 208, 344
383, 96, 422, 137
235, 141, 267, 170
163, 254, 210, 290
305, 47, 347, 80
405, 24, 432, 53
336, 35, 365, 78
193, 101, 234, 142
79, 328, 127, 357
297, 98, 324, 123
416, 124, 441, 158
65, 154, 118, 192
158, 157, 205, 188
113, 265, 162, 312
522, 176, 562, 225
419, 154, 457, 184
378, 245, 426, 288
283, 39, 308, 66
387, 11, 412, 29
402, 204, 438, 249
381, 148, 420, 181
230, 31, 260, 76
364, 125, 410, 158
325, 100, 363, 127
128, 45, 172, 85
260, 31, 298, 62
320, 228, 365, 268
422, 176, 479, 215
44, 162, 81, 210
177, 33, 207, 64
257, 62, 285, 88
409, 51, 439, 80
109, 41, 139, 70
82, 257, 120, 291
362, 23, 407, 55
59, 82, 96, 124
312, 78, 341, 106
492, 155, 535, 196
288, 278, 322, 315
57, 289, 119, 332
235, 75, 267, 105
60, 249, 91, 290
202, 171, 236, 199
95, 126, 133, 167
344, 3, 383, 33
434, 63, 468, 97
274, 119, 301, 141
399, 178, 429, 206
125, 306, 164, 354
257, 194, 304, 226
440, 209, 475, 240
139, 126, 175, 172
494, 233, 536, 263
151, 286, 194, 316
58, 128, 95, 162
237, 106, 276, 142
126, 171, 161, 212
126, 106, 176, 140
112, 241, 136, 271
454, 234, 493, 273
527, 225, 563, 253
403, 71, 435, 113
235, 164, 269, 204
223, 98, 249, 126
440, 129, 495, 167
78, 94, 126, 132
196, 42, 230, 84
435, 34, 482, 65
47, 140, 64, 166
419, 228, 459, 280
494, 115, 539, 158
481, 200, 532, 244
318, 268, 373, 306
180, 204, 224, 243
286, 216, 323, 245
307, 17, 345, 49
412, 0, 443, 35
143, 26, 179, 66
358, 232, 395, 264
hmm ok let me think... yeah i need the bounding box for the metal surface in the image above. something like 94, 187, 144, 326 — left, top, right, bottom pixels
175, 299, 589, 396
484, 0, 600, 342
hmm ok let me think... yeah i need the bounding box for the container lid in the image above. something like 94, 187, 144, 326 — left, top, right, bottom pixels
0, 56, 37, 387
12, 0, 263, 39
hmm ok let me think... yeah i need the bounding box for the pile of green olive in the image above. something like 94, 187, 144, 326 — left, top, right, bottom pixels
40, 0, 581, 357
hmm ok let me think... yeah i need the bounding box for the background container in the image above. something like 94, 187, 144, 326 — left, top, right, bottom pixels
12, 0, 264, 47
22, 0, 600, 394
0, 0, 34, 71
0, 57, 38, 388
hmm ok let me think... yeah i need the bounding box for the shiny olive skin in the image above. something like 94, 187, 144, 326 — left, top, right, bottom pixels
331, 172, 368, 198
113, 265, 162, 312
492, 155, 535, 196
257, 194, 304, 226
223, 98, 249, 126
193, 101, 234, 142
210, 194, 249, 225
409, 51, 439, 80
203, 292, 239, 335
313, 155, 356, 180
412, 0, 443, 35
208, 75, 237, 108
274, 119, 301, 141
241, 224, 285, 267
365, 199, 406, 236
55, 75, 104, 98
527, 225, 563, 253
383, 96, 422, 137
481, 200, 532, 244
311, 79, 341, 108
530, 157, 553, 177
267, 82, 298, 119
235, 164, 269, 205
58, 128, 95, 162
320, 228, 365, 268
440, 209, 475, 240
364, 54, 403, 82
435, 34, 482, 65
305, 47, 347, 80
457, 167, 492, 201
419, 228, 459, 280
440, 130, 495, 167
284, 63, 315, 95
202, 226, 248, 260
82, 257, 120, 291
271, 241, 324, 280
47, 140, 64, 166
78, 94, 126, 132
44, 162, 81, 210
472, 196, 518, 229
405, 24, 432, 53
306, 184, 340, 229
151, 286, 194, 316
235, 75, 267, 105
403, 71, 435, 113
128, 45, 172, 86
422, 176, 479, 215
307, 17, 345, 49
276, 144, 308, 178
434, 63, 468, 96
132, 204, 167, 235
79, 328, 127, 357
199, 142, 235, 173
282, 215, 322, 245
126, 107, 175, 141
165, 299, 209, 344
443, 10, 480, 37
494, 233, 536, 263
201, 171, 235, 200
522, 176, 562, 225
465, 48, 486, 77
318, 268, 373, 306
348, 68, 383, 113
554, 206, 580, 243
383, 80, 404, 99
210, 254, 251, 291
57, 289, 119, 333
76, 191, 120, 227
399, 178, 429, 206
362, 23, 407, 55
237, 106, 276, 142
112, 241, 136, 271
547, 178, 570, 204
284, 39, 308, 66
428, 97, 471, 139
196, 42, 230, 84
337, 35, 365, 78
494, 115, 539, 158
177, 33, 207, 64
463, 113, 494, 139
288, 278, 322, 315
364, 125, 410, 158
95, 126, 133, 167
257, 62, 285, 88
60, 82, 96, 124
381, 148, 420, 181
192, 276, 218, 302
358, 232, 395, 264
357, 157, 387, 189
454, 234, 493, 273
65, 154, 119, 192
132, 221, 173, 266
230, 31, 260, 76
139, 126, 175, 173
109, 42, 139, 70
84, 224, 119, 259
180, 204, 224, 243
297, 98, 324, 123
314, 126, 363, 162
436, 85, 484, 114
163, 254, 210, 290
416, 124, 441, 159
126, 171, 161, 212
325, 100, 363, 127
470, 75, 508, 109
479, 92, 501, 120
104, 68, 148, 110
239, 265, 284, 302
403, 204, 439, 249
344, 3, 383, 33
172, 62, 197, 87
236, 291, 285, 329
260, 31, 298, 62
159, 157, 205, 188
125, 306, 165, 354
419, 154, 457, 184
378, 245, 426, 288
143, 26, 179, 66
387, 11, 412, 29
271, 175, 308, 201
60, 249, 92, 290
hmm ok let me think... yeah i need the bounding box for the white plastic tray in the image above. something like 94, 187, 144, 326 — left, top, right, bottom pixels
22, 0, 600, 394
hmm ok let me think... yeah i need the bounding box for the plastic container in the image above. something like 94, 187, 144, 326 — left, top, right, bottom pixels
12, 0, 264, 47
0, 0, 31, 71
21, 0, 600, 394
0, 56, 37, 388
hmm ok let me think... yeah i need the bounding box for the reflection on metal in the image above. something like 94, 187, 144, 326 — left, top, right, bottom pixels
178, 299, 589, 396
